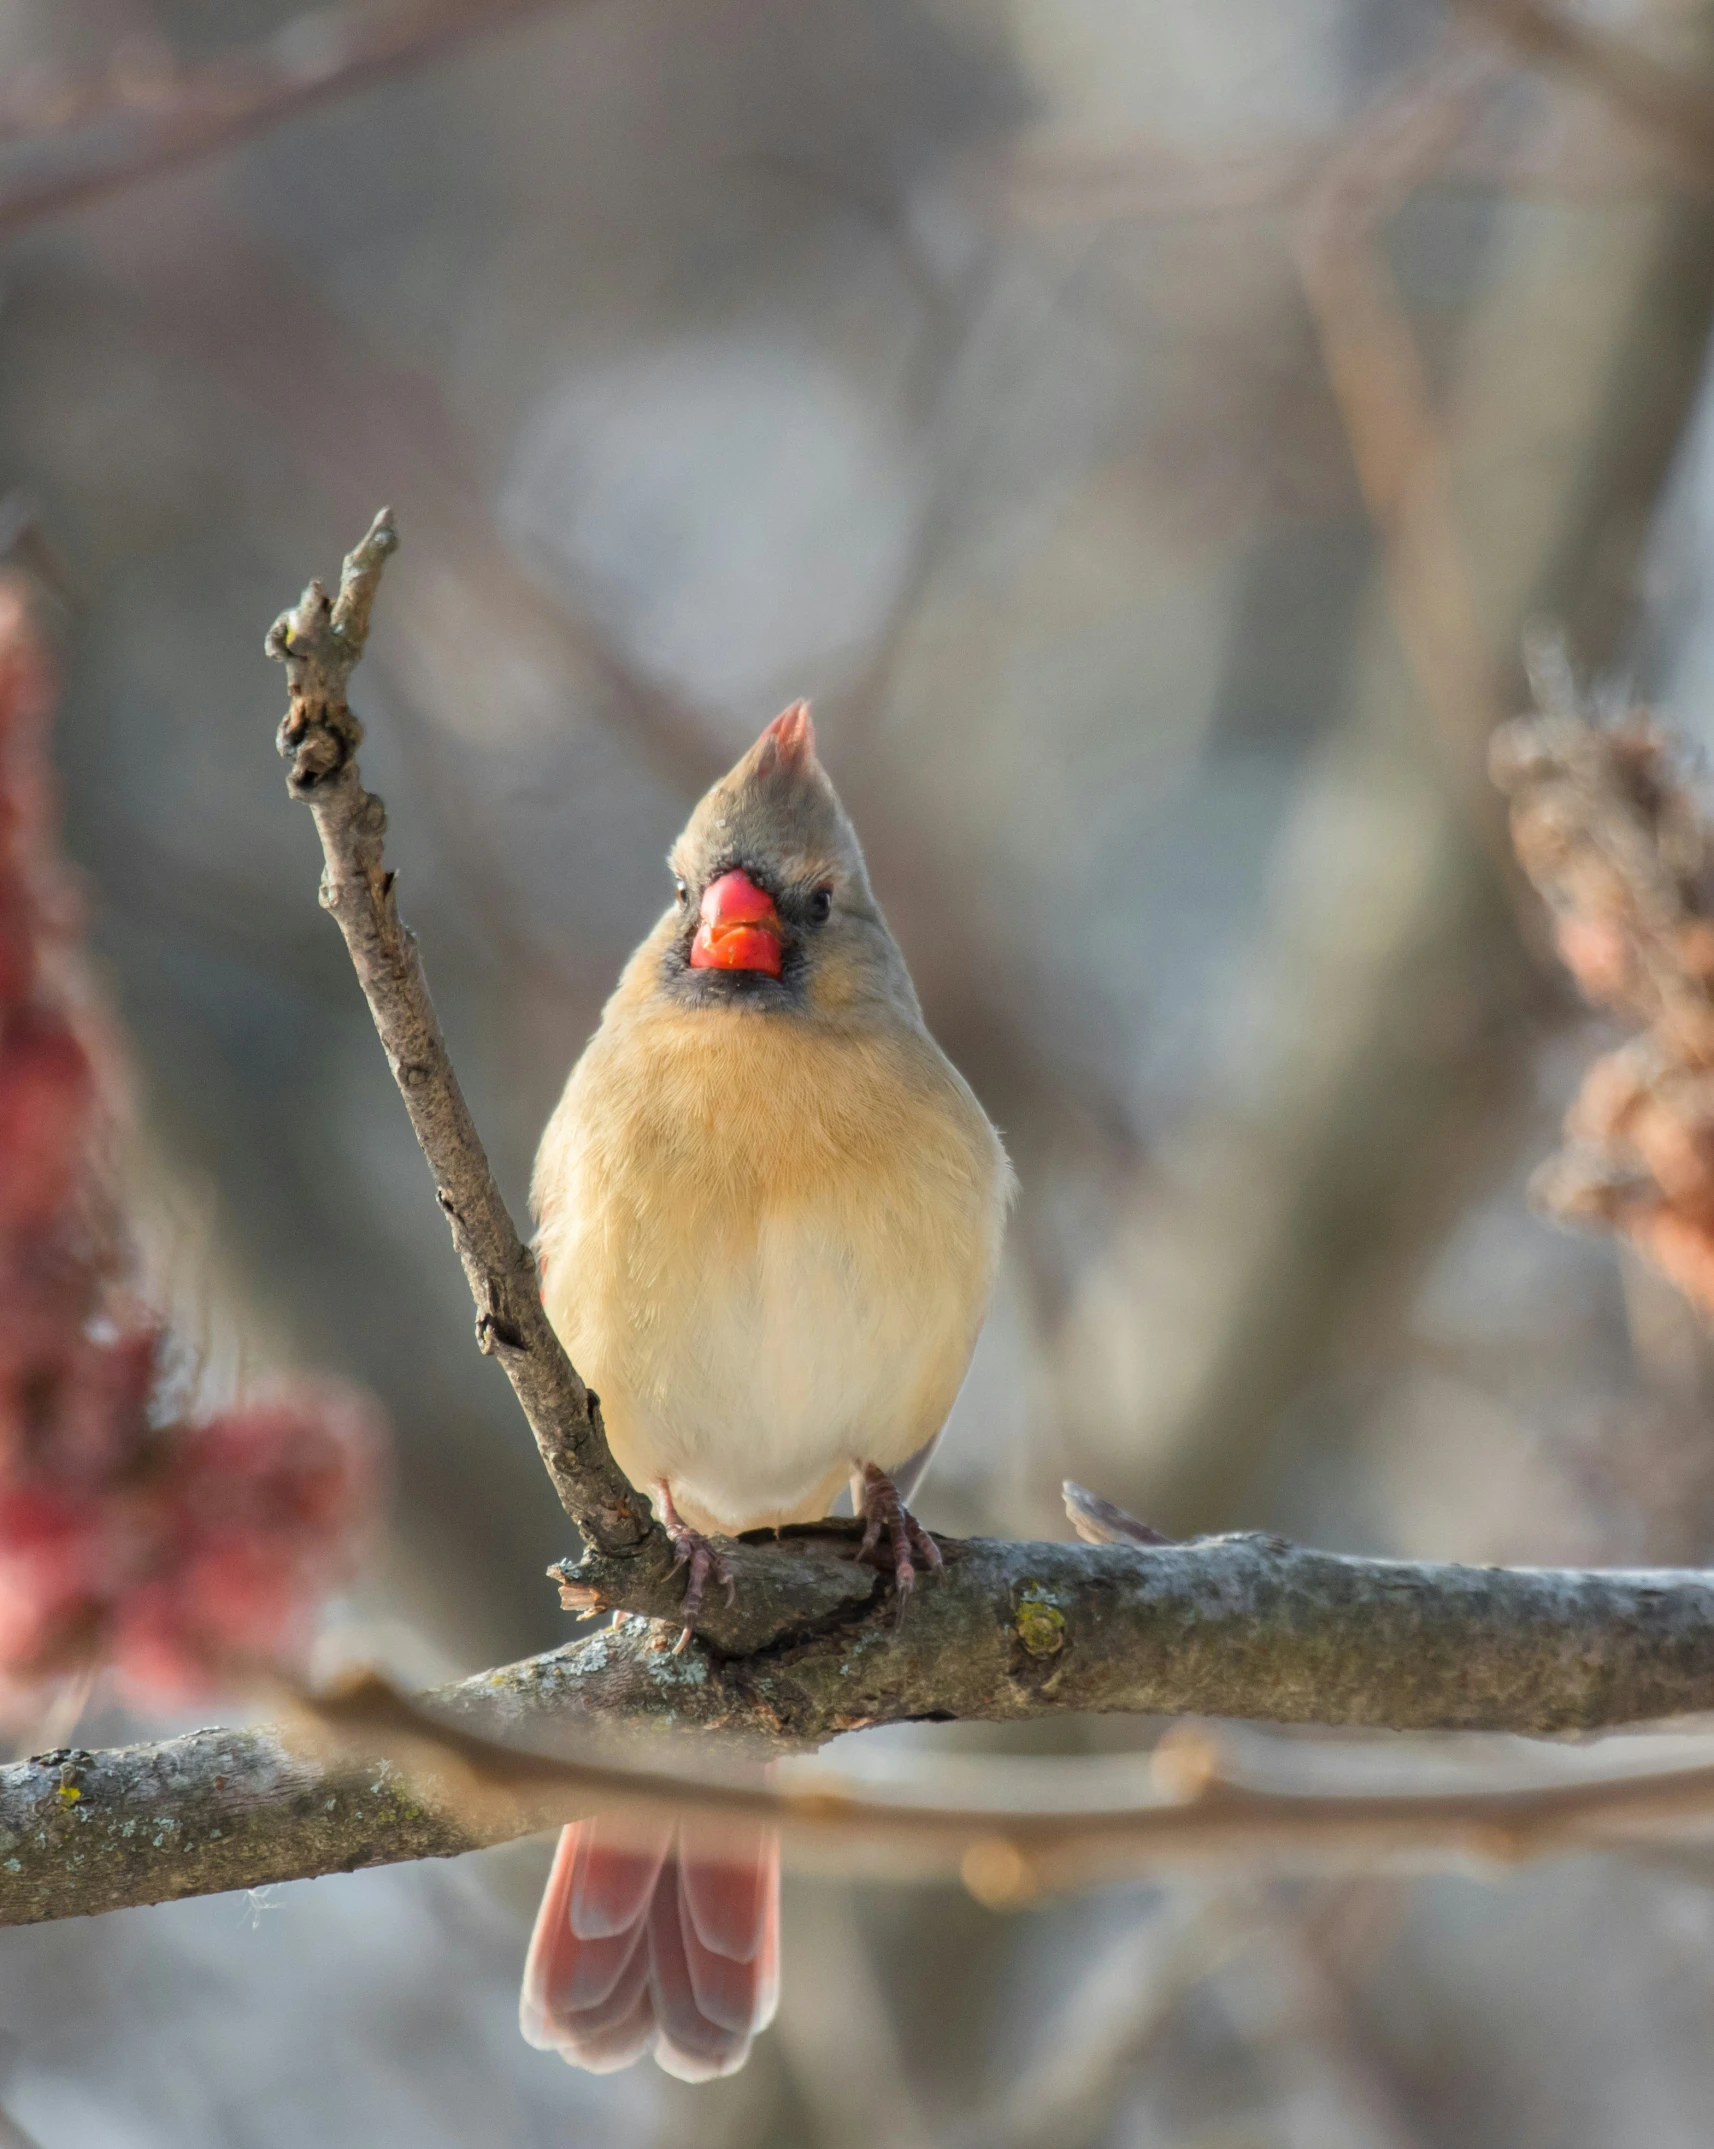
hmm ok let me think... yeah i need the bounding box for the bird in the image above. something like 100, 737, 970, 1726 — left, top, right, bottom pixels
519, 700, 1013, 2080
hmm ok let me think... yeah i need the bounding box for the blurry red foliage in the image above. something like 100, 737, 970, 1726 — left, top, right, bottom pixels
0, 576, 383, 1701
1493, 704, 1714, 1318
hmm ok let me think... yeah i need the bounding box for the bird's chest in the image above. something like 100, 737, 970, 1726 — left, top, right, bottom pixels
584, 1139, 947, 1521
657, 1191, 924, 1490
540, 1017, 991, 1527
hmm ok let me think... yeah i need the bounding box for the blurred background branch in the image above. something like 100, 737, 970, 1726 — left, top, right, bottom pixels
0, 0, 576, 244
1452, 0, 1714, 178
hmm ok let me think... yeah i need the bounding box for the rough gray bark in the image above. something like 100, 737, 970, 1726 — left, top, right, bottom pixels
10, 1533, 1714, 1924
266, 513, 667, 1578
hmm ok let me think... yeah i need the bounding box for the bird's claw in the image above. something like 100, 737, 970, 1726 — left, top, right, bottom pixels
655, 1481, 736, 1652
856, 1463, 943, 1622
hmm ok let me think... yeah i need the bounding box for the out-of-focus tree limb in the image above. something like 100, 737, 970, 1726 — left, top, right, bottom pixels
0, 0, 574, 245
1294, 50, 1515, 853
1063, 26, 1714, 1540
6, 0, 1673, 262
1452, 0, 1714, 182
14, 1527, 1714, 1923
1002, 120, 1714, 229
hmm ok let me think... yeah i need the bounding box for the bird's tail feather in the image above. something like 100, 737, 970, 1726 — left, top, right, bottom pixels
521, 1812, 780, 2080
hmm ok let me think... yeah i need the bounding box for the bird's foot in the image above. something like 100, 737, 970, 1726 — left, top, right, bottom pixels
655, 1481, 736, 1653
856, 1464, 943, 1621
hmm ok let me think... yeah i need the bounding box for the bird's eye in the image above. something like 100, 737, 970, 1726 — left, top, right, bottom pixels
808, 883, 834, 925
674, 878, 688, 908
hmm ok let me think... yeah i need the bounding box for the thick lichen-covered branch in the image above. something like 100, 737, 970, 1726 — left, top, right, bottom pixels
11, 1530, 1714, 1923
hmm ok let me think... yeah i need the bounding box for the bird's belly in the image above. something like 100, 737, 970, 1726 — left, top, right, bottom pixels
588, 1203, 973, 1532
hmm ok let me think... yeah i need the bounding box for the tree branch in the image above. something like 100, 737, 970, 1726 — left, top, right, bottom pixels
11, 1528, 1714, 1922
1451, 0, 1714, 184
1293, 49, 1516, 860
0, 0, 574, 245
265, 514, 664, 1563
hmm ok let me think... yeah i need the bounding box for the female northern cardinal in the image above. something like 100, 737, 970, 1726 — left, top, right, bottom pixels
519, 701, 1012, 2079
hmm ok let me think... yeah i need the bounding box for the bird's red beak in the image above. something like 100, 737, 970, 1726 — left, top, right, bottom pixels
688, 870, 783, 977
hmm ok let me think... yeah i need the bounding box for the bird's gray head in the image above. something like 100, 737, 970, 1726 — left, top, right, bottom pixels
659, 703, 918, 1024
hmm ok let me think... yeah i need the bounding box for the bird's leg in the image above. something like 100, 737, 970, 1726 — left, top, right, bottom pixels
654, 1480, 736, 1653
856, 1463, 943, 1619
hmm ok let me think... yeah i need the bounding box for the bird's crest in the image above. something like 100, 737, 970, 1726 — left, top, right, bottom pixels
751, 700, 817, 781
672, 696, 877, 935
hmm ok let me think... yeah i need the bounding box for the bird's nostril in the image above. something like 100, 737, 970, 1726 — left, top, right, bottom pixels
699, 871, 778, 929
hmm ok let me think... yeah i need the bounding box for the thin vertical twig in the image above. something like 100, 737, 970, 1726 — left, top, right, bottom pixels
1294, 52, 1514, 849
